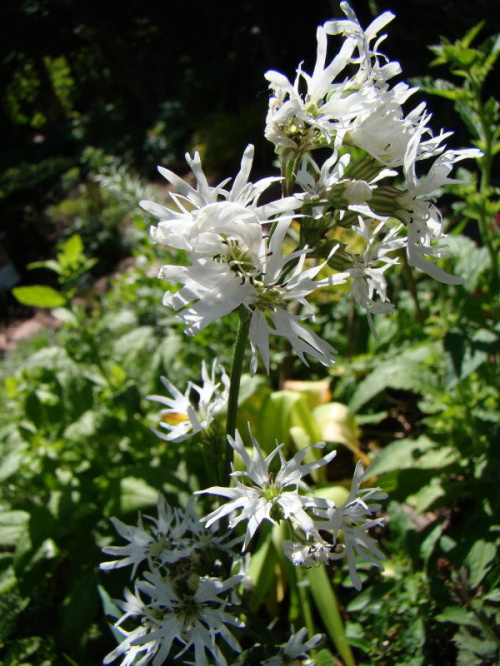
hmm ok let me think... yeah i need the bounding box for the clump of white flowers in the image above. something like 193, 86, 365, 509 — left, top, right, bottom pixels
102, 3, 479, 664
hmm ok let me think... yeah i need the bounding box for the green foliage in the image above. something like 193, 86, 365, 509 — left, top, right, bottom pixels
1, 21, 499, 664
416, 23, 500, 297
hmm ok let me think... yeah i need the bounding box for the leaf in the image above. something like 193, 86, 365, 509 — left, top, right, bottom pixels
436, 606, 480, 628
57, 234, 84, 268
315, 648, 336, 665
248, 531, 279, 612
0, 511, 30, 545
119, 476, 159, 513
12, 285, 65, 308
257, 390, 318, 451
349, 343, 439, 412
465, 539, 497, 588
306, 566, 356, 666
367, 436, 440, 477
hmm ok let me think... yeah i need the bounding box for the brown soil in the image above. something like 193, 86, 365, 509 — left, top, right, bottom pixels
0, 310, 62, 353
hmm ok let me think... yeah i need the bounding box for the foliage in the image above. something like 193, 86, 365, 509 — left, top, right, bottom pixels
1, 15, 499, 666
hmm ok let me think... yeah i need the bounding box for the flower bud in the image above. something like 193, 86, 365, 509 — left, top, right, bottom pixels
369, 185, 411, 223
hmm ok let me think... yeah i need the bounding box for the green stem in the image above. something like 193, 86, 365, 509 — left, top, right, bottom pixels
224, 309, 251, 483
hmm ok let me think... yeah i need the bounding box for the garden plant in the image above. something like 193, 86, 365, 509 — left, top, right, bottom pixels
1, 2, 499, 665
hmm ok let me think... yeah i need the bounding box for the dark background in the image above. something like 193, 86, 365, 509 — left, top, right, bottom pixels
1, 0, 499, 281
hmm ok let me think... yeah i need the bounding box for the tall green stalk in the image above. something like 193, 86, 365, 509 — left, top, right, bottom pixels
223, 309, 251, 483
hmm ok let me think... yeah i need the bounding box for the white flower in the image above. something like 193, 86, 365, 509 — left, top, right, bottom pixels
261, 627, 323, 666
345, 217, 405, 335
401, 124, 481, 284
282, 538, 338, 567
158, 218, 348, 375
196, 427, 336, 550
313, 461, 387, 590
141, 144, 298, 251
100, 497, 237, 578
146, 360, 229, 442
100, 514, 157, 578
264, 26, 360, 145
264, 3, 403, 148
104, 573, 243, 666
324, 2, 400, 86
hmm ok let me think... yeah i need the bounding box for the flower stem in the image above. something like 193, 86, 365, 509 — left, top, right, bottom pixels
224, 309, 251, 482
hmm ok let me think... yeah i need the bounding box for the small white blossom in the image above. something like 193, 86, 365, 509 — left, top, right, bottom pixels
141, 144, 298, 251
261, 627, 323, 666
313, 461, 387, 589
100, 497, 238, 577
158, 218, 348, 375
146, 360, 229, 442
401, 128, 481, 284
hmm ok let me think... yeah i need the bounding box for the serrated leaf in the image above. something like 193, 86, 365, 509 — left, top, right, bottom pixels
12, 285, 65, 308
349, 344, 438, 412
57, 234, 84, 268
436, 606, 478, 626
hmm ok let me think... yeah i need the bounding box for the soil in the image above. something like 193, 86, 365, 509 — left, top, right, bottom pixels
0, 309, 62, 353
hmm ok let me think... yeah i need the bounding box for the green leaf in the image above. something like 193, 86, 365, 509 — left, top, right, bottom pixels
306, 566, 356, 666
349, 343, 439, 412
368, 435, 455, 477
436, 606, 480, 628
57, 234, 84, 268
257, 390, 318, 451
315, 648, 336, 665
119, 476, 159, 513
465, 540, 497, 588
248, 531, 278, 612
0, 510, 30, 545
12, 285, 66, 308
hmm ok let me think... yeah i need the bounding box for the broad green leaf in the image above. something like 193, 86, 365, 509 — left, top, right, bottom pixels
12, 285, 65, 308
257, 390, 318, 451
0, 510, 30, 545
367, 436, 437, 477
436, 606, 480, 628
119, 476, 159, 513
465, 540, 497, 588
306, 566, 356, 666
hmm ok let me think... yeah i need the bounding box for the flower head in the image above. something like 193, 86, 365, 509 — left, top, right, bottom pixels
196, 427, 336, 550
261, 627, 323, 666
312, 461, 387, 589
146, 360, 229, 442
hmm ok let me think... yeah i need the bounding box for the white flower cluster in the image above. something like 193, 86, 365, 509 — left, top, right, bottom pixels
197, 427, 386, 591
140, 143, 348, 375
264, 1, 480, 298
101, 498, 245, 666
139, 3, 479, 376
101, 497, 324, 666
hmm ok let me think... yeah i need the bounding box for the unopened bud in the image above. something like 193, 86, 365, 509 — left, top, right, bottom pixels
369, 186, 411, 223
327, 180, 372, 208
343, 180, 372, 205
